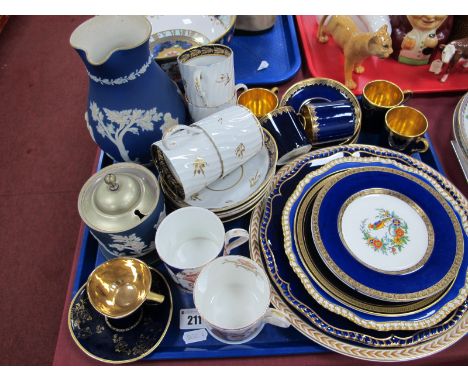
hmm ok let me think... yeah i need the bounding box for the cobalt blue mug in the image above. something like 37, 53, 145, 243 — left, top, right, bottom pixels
299, 100, 356, 144
260, 106, 311, 165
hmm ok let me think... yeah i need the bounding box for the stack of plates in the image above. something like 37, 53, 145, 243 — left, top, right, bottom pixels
452, 92, 468, 181
250, 144, 468, 362
159, 129, 278, 222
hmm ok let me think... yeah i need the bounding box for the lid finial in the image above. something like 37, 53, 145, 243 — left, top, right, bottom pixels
104, 174, 119, 191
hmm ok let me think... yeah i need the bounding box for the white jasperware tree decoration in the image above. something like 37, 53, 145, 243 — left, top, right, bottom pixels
108, 233, 154, 256
88, 101, 178, 162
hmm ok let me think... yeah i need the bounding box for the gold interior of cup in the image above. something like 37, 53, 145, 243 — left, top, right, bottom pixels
87, 258, 152, 319
238, 88, 278, 118
385, 106, 428, 137
363, 80, 404, 108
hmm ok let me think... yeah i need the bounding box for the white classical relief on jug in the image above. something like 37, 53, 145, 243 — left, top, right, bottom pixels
108, 233, 154, 257
87, 101, 178, 162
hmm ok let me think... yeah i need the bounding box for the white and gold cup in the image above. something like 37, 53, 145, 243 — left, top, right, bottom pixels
153, 106, 264, 201
178, 44, 247, 108
194, 255, 290, 344
385, 106, 429, 153
155, 207, 249, 292
153, 125, 222, 200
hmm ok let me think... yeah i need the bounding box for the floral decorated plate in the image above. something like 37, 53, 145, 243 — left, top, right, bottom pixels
160, 129, 277, 217
150, 29, 210, 61
147, 16, 236, 62
250, 145, 468, 360
311, 166, 464, 303
290, 172, 451, 317
68, 268, 172, 364
265, 156, 467, 331
255, 151, 467, 345
281, 159, 466, 330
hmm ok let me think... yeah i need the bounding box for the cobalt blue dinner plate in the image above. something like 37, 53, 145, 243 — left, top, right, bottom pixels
283, 160, 466, 330
312, 167, 464, 303
68, 268, 172, 364
260, 154, 468, 345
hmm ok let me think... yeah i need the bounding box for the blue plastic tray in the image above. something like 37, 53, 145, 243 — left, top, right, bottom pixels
230, 16, 302, 87
71, 130, 445, 361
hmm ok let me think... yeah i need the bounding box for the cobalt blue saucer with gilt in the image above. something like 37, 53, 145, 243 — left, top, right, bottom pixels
259, 154, 466, 347
68, 268, 172, 364
280, 78, 361, 119
311, 166, 464, 303
259, 153, 468, 346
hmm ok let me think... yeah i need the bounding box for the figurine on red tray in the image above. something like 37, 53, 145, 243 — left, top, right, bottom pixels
317, 16, 393, 90
437, 38, 468, 82
390, 16, 453, 65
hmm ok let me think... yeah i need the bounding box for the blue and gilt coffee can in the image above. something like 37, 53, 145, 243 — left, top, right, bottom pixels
300, 100, 355, 144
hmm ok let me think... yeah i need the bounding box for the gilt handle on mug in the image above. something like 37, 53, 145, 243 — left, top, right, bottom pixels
146, 291, 165, 304
403, 89, 413, 103
410, 137, 429, 154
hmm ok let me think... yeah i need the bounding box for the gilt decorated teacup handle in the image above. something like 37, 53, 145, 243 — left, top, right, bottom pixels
410, 137, 429, 154
162, 125, 200, 150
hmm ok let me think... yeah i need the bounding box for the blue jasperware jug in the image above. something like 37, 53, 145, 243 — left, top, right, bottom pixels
70, 16, 187, 164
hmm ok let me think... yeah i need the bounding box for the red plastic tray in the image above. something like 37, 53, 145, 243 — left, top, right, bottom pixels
296, 16, 468, 95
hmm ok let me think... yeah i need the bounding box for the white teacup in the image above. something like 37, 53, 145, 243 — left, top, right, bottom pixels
154, 106, 264, 201
178, 44, 247, 107
194, 255, 290, 344
192, 105, 264, 184
153, 125, 222, 200
155, 207, 249, 292
188, 92, 237, 122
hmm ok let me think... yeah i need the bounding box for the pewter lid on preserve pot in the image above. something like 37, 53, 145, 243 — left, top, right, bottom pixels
78, 163, 160, 233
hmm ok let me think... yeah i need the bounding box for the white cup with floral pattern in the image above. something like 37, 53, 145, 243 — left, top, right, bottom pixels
193, 255, 290, 344
155, 207, 249, 293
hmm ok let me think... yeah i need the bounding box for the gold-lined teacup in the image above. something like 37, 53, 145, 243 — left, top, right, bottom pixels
237, 87, 279, 118
385, 106, 429, 153
362, 80, 412, 111
87, 257, 165, 319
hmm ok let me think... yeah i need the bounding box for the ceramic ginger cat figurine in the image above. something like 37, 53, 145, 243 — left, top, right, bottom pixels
317, 16, 393, 90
